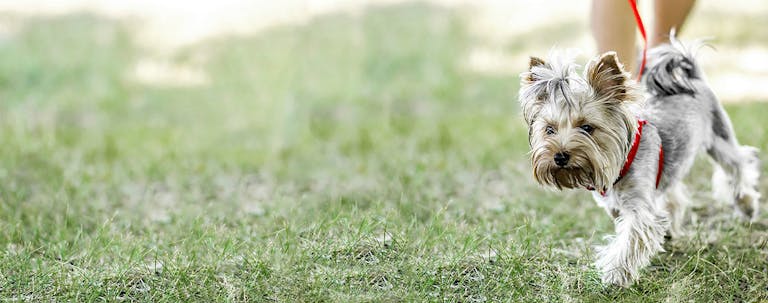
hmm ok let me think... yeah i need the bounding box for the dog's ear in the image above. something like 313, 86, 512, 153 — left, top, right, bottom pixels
523, 56, 547, 83
520, 56, 548, 127
586, 52, 630, 101
529, 56, 546, 69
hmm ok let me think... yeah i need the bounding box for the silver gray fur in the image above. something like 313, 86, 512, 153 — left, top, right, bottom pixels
640, 36, 760, 219
518, 34, 761, 287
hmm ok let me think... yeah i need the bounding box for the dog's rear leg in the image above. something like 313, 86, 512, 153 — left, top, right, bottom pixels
707, 107, 761, 221
664, 183, 691, 238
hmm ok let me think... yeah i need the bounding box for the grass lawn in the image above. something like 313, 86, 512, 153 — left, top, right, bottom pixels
0, 4, 767, 302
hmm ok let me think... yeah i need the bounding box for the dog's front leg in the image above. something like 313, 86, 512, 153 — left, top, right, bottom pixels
595, 195, 669, 287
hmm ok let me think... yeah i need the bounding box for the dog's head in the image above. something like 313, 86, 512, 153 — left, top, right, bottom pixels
519, 51, 637, 191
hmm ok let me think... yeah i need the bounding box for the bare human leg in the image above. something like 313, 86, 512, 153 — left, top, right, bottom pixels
591, 0, 638, 74
651, 0, 696, 46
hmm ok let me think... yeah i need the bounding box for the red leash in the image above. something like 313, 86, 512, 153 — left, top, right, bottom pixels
628, 0, 647, 81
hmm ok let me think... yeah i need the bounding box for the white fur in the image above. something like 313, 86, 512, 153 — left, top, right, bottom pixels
735, 146, 761, 221
595, 198, 668, 287
665, 183, 691, 238
711, 164, 732, 203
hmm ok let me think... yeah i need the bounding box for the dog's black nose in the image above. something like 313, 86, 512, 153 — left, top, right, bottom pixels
554, 152, 570, 167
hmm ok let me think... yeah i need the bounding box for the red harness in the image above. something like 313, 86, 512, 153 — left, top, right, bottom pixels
588, 119, 664, 196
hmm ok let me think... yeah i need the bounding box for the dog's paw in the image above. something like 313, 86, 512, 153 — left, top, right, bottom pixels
665, 225, 686, 240
734, 145, 761, 222
735, 189, 760, 222
600, 267, 634, 288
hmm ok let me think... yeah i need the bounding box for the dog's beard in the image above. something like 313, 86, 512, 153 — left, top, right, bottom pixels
532, 148, 596, 190
552, 167, 592, 189
531, 136, 620, 191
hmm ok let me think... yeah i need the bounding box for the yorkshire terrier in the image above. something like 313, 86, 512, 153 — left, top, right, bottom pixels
518, 35, 761, 287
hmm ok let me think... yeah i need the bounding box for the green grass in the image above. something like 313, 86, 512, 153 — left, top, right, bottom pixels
1, 4, 767, 302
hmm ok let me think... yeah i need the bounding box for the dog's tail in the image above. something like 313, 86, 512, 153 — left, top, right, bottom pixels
642, 30, 704, 97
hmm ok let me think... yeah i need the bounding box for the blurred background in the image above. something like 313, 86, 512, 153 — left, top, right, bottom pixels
2, 0, 766, 98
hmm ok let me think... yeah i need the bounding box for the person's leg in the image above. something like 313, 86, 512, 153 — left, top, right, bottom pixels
591, 0, 637, 74
651, 0, 696, 46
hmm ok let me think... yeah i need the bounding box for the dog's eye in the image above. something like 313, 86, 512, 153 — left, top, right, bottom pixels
546, 125, 556, 135
579, 124, 595, 134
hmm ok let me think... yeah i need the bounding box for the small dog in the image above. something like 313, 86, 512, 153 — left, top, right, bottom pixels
518, 35, 761, 287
